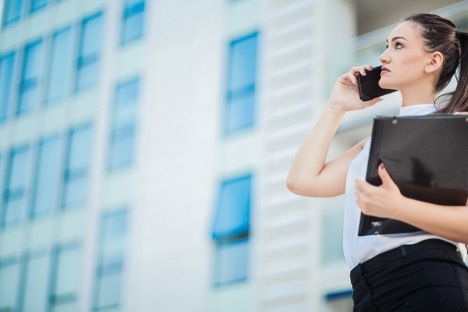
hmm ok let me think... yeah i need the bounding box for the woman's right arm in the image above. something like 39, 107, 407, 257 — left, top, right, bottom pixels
286, 65, 382, 198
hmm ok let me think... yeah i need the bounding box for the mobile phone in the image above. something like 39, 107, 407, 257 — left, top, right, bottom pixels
357, 66, 397, 101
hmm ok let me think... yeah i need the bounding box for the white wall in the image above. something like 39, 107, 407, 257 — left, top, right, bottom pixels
126, 0, 224, 311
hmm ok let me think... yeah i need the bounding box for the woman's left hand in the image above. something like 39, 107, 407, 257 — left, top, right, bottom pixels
355, 163, 405, 218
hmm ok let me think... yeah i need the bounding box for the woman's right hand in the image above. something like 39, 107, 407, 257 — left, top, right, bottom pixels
328, 65, 383, 112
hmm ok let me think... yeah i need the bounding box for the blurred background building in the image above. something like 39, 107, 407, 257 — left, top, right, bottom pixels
0, 0, 467, 311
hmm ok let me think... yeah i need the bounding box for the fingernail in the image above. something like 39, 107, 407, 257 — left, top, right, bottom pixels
379, 163, 385, 170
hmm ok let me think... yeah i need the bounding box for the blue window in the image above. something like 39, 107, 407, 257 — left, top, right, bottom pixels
211, 174, 252, 286
50, 244, 81, 310
76, 12, 104, 91
20, 252, 52, 312
108, 78, 139, 170
46, 26, 75, 104
17, 39, 45, 115
30, 0, 48, 13
62, 124, 93, 209
31, 135, 64, 218
225, 32, 259, 134
2, 0, 25, 26
2, 145, 33, 227
0, 257, 21, 311
121, 0, 145, 44
0, 51, 15, 123
94, 209, 128, 310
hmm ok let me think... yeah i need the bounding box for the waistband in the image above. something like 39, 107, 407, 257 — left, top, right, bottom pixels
350, 239, 460, 285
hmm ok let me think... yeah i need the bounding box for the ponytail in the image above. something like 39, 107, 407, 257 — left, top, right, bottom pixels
438, 30, 468, 113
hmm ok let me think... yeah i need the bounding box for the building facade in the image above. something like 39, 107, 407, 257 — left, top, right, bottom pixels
0, 0, 466, 311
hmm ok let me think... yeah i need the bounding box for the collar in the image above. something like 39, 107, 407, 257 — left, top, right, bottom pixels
398, 104, 437, 116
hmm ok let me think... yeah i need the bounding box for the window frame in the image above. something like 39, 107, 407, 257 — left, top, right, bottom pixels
93, 208, 129, 311
0, 50, 17, 123
223, 32, 259, 135
120, 0, 146, 45
211, 173, 253, 287
75, 11, 104, 92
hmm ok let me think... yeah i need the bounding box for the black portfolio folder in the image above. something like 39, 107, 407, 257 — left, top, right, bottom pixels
358, 114, 468, 236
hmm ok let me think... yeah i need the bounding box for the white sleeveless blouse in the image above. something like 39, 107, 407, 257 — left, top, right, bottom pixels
343, 104, 467, 268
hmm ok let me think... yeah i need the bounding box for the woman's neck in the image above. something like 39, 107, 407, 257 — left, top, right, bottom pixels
400, 80, 436, 107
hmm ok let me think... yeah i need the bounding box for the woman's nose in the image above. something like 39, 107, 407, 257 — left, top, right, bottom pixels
379, 51, 389, 64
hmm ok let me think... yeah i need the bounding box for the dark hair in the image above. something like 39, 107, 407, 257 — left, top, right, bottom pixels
404, 13, 468, 113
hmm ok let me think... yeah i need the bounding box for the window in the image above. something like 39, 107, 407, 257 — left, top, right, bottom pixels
20, 252, 52, 312
0, 51, 16, 123
224, 32, 259, 134
211, 174, 252, 286
62, 124, 93, 209
94, 209, 128, 310
325, 290, 353, 312
108, 78, 139, 170
31, 135, 64, 218
0, 258, 21, 311
321, 201, 345, 264
50, 244, 81, 310
17, 39, 45, 116
76, 12, 104, 91
121, 0, 145, 44
29, 0, 48, 13
2, 0, 25, 26
2, 145, 33, 227
46, 26, 75, 104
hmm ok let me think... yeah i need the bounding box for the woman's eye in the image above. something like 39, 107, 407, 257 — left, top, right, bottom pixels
395, 42, 403, 49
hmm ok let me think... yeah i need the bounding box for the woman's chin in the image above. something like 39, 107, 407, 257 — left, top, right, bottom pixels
379, 81, 395, 90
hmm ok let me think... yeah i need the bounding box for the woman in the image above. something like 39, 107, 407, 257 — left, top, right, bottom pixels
287, 13, 468, 312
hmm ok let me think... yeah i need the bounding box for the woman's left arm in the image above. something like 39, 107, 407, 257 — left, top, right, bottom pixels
355, 163, 468, 244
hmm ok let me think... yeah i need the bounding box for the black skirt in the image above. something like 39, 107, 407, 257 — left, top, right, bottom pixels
350, 239, 468, 312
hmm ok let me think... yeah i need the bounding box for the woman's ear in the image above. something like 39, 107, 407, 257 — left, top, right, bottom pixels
425, 51, 444, 73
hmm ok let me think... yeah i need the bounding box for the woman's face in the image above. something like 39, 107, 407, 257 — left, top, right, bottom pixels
378, 21, 433, 91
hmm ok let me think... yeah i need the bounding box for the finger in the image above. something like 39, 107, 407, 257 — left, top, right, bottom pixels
378, 163, 395, 186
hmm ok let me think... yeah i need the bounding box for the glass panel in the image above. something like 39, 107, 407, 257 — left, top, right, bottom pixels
67, 126, 92, 173
8, 147, 31, 191
0, 260, 20, 310
18, 40, 44, 115
2, 0, 25, 25
113, 79, 139, 125
225, 33, 258, 134
53, 246, 81, 298
3, 147, 32, 226
62, 175, 87, 208
108, 129, 135, 169
50, 302, 77, 312
4, 197, 26, 226
121, 3, 144, 44
46, 27, 74, 103
95, 272, 122, 309
76, 13, 103, 90
227, 33, 258, 93
75, 60, 98, 91
100, 210, 128, 263
30, 0, 48, 13
212, 175, 251, 240
109, 79, 139, 169
31, 136, 63, 217
94, 210, 128, 310
0, 52, 15, 122
225, 91, 255, 133
22, 254, 51, 312
214, 239, 249, 286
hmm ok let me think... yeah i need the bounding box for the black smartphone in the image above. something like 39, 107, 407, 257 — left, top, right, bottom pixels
357, 66, 397, 101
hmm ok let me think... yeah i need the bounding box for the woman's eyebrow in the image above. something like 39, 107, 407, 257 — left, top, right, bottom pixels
386, 36, 408, 42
